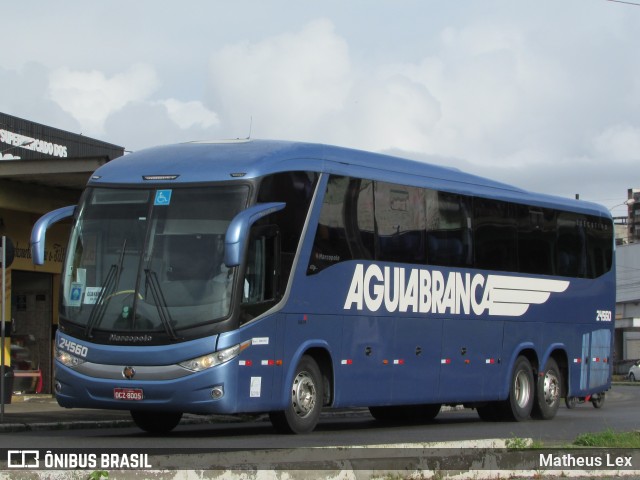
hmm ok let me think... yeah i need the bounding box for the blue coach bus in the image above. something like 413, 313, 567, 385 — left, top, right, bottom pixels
31, 140, 614, 434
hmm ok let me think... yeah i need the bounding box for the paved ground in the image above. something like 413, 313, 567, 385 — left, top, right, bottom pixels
0, 394, 135, 432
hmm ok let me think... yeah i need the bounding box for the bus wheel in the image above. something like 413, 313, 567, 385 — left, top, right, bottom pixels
591, 392, 605, 409
130, 410, 182, 434
532, 358, 561, 420
269, 355, 323, 434
503, 356, 534, 421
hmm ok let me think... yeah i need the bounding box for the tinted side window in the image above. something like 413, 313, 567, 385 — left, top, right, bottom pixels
474, 198, 517, 272
425, 191, 473, 268
375, 182, 426, 264
308, 176, 374, 274
518, 207, 556, 275
557, 213, 586, 277
257, 171, 318, 284
585, 217, 613, 278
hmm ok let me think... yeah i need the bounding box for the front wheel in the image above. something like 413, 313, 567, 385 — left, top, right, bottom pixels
269, 355, 323, 434
130, 410, 182, 434
532, 358, 562, 420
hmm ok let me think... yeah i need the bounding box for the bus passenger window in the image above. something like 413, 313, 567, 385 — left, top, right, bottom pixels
425, 191, 472, 268
375, 182, 426, 264
309, 176, 352, 274
474, 198, 517, 272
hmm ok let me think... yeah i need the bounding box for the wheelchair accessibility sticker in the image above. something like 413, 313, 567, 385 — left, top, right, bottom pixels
154, 190, 172, 206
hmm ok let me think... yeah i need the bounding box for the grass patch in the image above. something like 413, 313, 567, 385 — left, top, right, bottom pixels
572, 429, 640, 448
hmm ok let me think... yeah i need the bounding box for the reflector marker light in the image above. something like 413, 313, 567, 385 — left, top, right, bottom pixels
393, 359, 404, 365
261, 360, 275, 366
341, 359, 353, 365
441, 359, 451, 364
239, 360, 253, 366
573, 358, 582, 363
485, 358, 496, 364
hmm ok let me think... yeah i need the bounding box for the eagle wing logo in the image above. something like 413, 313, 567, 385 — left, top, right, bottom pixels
484, 275, 570, 317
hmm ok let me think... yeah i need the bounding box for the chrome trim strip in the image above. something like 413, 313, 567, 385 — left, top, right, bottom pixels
73, 362, 192, 381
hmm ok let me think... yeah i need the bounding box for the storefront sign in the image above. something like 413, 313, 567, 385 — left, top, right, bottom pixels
0, 129, 68, 160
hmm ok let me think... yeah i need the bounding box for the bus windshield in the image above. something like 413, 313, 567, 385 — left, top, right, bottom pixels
60, 185, 249, 338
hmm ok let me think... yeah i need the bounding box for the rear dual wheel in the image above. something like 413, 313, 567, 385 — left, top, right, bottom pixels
532, 358, 561, 420
477, 355, 534, 422
477, 356, 562, 422
505, 355, 535, 421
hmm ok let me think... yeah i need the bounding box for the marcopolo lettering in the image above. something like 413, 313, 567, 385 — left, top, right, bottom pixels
343, 264, 570, 317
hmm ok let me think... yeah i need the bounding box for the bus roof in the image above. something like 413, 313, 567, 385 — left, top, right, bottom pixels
89, 139, 610, 218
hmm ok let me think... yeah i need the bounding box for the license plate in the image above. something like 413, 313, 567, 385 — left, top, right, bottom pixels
114, 387, 144, 401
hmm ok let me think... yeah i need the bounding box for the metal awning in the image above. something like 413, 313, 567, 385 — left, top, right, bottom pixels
1, 111, 125, 191
0, 157, 108, 190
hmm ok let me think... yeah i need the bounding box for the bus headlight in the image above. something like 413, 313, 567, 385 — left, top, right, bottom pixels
178, 340, 251, 372
56, 346, 86, 368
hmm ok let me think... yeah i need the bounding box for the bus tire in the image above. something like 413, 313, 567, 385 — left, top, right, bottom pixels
532, 357, 561, 420
269, 355, 323, 434
503, 356, 534, 421
130, 410, 182, 434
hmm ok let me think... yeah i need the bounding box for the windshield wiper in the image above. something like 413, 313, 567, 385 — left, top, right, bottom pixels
144, 269, 180, 341
84, 239, 127, 338
84, 264, 118, 338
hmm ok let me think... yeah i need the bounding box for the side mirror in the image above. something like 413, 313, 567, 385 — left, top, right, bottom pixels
31, 205, 76, 265
224, 202, 285, 267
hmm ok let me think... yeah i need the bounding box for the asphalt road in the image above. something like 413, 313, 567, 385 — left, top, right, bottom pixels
2, 385, 639, 451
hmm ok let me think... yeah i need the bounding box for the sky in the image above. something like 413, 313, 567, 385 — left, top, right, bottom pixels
1, 0, 639, 216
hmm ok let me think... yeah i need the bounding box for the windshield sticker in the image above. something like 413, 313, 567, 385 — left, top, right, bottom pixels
68, 283, 83, 307
83, 287, 103, 305
154, 189, 172, 206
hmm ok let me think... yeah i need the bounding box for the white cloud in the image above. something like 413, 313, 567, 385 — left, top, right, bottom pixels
48, 64, 160, 135
594, 124, 640, 163
334, 74, 441, 152
157, 99, 220, 130
2, 1, 639, 205
209, 18, 351, 138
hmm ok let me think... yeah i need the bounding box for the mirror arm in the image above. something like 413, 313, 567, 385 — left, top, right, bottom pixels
224, 202, 285, 267
31, 205, 76, 265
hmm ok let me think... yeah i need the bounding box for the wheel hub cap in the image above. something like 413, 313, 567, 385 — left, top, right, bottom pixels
291, 371, 316, 418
